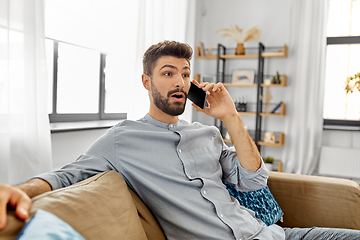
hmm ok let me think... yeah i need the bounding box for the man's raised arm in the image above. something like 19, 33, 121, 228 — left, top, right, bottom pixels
0, 178, 51, 230
194, 80, 262, 172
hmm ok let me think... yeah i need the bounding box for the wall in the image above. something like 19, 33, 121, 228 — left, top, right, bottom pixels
51, 129, 108, 170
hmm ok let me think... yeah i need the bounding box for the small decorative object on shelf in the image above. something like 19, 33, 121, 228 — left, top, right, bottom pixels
197, 41, 205, 56
207, 43, 214, 56
264, 78, 272, 85
270, 101, 283, 113
232, 69, 256, 84
264, 132, 276, 144
215, 25, 261, 55
264, 87, 273, 113
271, 72, 281, 84
235, 96, 247, 112
264, 156, 274, 171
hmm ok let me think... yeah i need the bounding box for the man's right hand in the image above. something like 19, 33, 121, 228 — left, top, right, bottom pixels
0, 184, 31, 230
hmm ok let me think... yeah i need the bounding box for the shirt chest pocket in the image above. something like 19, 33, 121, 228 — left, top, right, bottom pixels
189, 146, 222, 177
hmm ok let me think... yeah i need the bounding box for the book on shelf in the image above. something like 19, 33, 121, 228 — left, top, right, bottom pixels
270, 101, 283, 113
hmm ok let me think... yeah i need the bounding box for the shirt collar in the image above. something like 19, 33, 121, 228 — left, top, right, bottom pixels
143, 113, 180, 129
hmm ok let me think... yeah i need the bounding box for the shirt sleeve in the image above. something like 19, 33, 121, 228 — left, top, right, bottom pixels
33, 127, 119, 190
220, 142, 269, 192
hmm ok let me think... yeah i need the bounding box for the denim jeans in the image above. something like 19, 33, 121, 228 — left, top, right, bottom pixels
283, 227, 360, 240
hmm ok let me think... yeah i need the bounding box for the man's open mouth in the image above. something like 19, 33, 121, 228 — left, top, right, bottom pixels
171, 93, 184, 99
168, 90, 187, 102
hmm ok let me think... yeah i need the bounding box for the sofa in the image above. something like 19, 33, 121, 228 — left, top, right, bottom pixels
1, 170, 359, 239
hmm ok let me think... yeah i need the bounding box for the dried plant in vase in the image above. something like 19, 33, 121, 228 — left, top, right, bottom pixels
215, 25, 261, 55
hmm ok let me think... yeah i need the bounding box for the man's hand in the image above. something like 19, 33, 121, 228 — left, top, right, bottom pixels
0, 178, 51, 230
0, 184, 31, 230
192, 80, 238, 121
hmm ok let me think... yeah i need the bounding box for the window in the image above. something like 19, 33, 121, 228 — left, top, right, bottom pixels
323, 0, 360, 129
46, 39, 126, 122
44, 0, 138, 123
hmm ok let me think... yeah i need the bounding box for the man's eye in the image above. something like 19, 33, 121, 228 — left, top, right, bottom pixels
183, 74, 190, 78
165, 72, 172, 76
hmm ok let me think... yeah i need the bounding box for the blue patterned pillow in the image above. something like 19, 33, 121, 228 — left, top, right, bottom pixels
224, 182, 283, 226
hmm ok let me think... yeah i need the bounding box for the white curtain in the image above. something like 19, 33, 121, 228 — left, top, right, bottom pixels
0, 0, 52, 184
128, 0, 196, 122
282, 0, 329, 175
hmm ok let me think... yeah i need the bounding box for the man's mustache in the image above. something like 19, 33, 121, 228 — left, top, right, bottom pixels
167, 89, 188, 98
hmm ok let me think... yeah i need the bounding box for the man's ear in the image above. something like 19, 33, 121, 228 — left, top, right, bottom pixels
142, 74, 151, 90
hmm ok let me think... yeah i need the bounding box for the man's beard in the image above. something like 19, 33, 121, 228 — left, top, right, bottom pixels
150, 80, 187, 116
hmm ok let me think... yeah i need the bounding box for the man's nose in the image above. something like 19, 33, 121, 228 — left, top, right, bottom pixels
175, 74, 185, 88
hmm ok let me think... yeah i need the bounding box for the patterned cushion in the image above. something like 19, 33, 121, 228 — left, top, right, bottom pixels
224, 182, 283, 226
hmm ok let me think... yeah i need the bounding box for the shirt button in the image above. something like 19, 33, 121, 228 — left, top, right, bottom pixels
220, 214, 224, 218
203, 190, 206, 195
178, 149, 182, 153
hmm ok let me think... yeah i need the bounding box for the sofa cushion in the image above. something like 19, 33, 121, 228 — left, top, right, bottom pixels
27, 171, 148, 240
17, 209, 85, 240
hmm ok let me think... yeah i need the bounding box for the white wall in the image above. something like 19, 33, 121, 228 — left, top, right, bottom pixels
51, 129, 107, 170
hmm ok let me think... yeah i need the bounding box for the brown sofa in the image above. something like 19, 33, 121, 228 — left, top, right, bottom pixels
1, 170, 359, 240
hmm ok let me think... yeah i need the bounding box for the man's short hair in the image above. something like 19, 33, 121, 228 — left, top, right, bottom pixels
143, 40, 193, 77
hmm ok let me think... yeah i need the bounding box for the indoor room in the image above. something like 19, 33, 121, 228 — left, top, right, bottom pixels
0, 0, 359, 239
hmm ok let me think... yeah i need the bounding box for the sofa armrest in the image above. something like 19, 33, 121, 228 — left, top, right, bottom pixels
268, 171, 360, 230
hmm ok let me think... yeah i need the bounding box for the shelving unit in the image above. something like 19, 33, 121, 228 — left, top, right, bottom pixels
196, 43, 288, 151
196, 44, 287, 59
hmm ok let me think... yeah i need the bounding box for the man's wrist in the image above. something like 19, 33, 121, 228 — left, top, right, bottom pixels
220, 111, 242, 127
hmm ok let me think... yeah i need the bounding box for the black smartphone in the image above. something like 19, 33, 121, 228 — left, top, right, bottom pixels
188, 82, 208, 109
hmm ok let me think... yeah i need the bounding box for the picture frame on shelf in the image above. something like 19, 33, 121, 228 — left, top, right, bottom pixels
201, 74, 216, 83
232, 69, 255, 85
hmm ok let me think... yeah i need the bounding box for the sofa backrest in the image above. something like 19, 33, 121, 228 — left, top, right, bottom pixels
268, 171, 360, 230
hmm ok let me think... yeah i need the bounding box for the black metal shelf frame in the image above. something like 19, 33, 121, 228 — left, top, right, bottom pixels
215, 42, 266, 151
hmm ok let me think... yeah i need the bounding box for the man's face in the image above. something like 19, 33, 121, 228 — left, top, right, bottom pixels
148, 56, 191, 116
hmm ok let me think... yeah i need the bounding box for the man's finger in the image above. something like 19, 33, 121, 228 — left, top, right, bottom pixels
13, 192, 31, 221
0, 192, 10, 230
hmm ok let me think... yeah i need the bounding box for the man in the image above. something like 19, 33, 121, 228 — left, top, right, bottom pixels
0, 41, 359, 240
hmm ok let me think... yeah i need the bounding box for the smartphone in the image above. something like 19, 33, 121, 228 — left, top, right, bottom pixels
188, 82, 208, 109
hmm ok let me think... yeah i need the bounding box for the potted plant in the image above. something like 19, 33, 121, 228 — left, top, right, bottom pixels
264, 156, 274, 171
344, 72, 360, 94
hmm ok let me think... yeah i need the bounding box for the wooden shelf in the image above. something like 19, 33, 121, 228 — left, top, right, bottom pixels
223, 132, 285, 147
222, 75, 287, 87
196, 44, 288, 59
238, 103, 286, 117
258, 133, 285, 147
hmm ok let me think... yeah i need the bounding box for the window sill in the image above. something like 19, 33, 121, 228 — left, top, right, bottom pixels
50, 120, 121, 133
323, 125, 360, 131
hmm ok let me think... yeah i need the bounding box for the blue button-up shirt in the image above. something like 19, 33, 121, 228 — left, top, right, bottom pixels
35, 114, 285, 240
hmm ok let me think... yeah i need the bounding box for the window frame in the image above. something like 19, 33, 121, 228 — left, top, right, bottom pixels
323, 35, 360, 130
47, 39, 126, 123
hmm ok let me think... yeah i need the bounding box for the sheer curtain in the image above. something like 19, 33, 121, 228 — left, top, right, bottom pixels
0, 0, 52, 184
128, 0, 196, 122
282, 0, 328, 174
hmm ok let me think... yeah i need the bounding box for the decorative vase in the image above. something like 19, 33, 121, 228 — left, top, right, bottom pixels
235, 43, 245, 55
265, 163, 273, 171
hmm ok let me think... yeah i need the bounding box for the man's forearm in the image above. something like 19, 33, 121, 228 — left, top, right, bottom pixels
222, 113, 262, 172
17, 178, 52, 198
